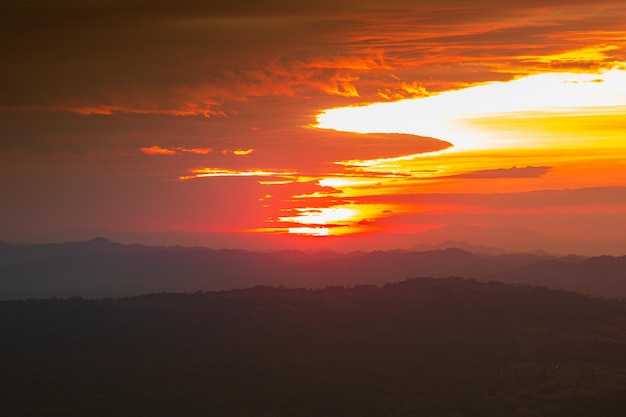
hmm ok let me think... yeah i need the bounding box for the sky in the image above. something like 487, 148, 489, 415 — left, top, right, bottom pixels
2, 0, 626, 253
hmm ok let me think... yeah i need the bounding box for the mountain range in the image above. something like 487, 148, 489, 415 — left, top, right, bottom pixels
1, 238, 625, 299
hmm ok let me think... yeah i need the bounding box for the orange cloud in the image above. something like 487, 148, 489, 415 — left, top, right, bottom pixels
180, 167, 297, 180
181, 148, 213, 155
140, 146, 177, 156
233, 149, 255, 156
140, 146, 213, 156
221, 148, 255, 155
307, 50, 390, 71
47, 104, 226, 118
377, 81, 431, 100
322, 72, 360, 97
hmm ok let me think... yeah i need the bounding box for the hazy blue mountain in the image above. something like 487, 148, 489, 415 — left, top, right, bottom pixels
0, 237, 160, 266
1, 239, 625, 299
412, 224, 626, 256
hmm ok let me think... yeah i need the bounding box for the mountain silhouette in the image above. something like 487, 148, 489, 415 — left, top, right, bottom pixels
1, 239, 625, 299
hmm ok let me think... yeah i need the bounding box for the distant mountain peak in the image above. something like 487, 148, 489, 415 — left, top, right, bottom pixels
86, 237, 115, 245
413, 224, 556, 254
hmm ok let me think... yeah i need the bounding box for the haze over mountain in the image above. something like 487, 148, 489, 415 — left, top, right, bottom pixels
410, 224, 626, 256
36, 224, 625, 256
2, 238, 625, 300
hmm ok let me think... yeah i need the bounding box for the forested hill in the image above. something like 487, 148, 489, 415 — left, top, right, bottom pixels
2, 278, 626, 416
2, 238, 626, 299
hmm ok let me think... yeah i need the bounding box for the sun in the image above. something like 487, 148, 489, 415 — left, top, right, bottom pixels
274, 204, 391, 236
279, 207, 358, 236
288, 227, 330, 236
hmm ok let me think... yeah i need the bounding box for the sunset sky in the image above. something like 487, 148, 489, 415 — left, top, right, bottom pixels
2, 0, 626, 253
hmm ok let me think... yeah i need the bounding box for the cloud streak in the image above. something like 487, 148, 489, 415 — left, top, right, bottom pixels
445, 166, 552, 179
140, 146, 213, 156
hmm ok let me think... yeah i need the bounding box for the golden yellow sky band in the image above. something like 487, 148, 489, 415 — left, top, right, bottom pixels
316, 65, 626, 151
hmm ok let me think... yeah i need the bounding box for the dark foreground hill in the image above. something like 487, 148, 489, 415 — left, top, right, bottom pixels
2, 278, 626, 416
1, 239, 626, 299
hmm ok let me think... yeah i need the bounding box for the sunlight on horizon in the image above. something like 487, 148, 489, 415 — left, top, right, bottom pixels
280, 207, 359, 227
280, 65, 626, 237
277, 204, 406, 236
288, 227, 330, 236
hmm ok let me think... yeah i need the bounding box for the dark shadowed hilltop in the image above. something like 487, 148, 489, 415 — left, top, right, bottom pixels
2, 278, 626, 416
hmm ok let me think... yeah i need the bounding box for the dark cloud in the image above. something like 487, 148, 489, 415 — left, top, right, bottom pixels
2, 0, 624, 114
445, 166, 552, 179
355, 186, 626, 209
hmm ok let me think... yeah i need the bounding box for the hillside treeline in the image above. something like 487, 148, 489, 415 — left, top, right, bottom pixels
2, 277, 626, 416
